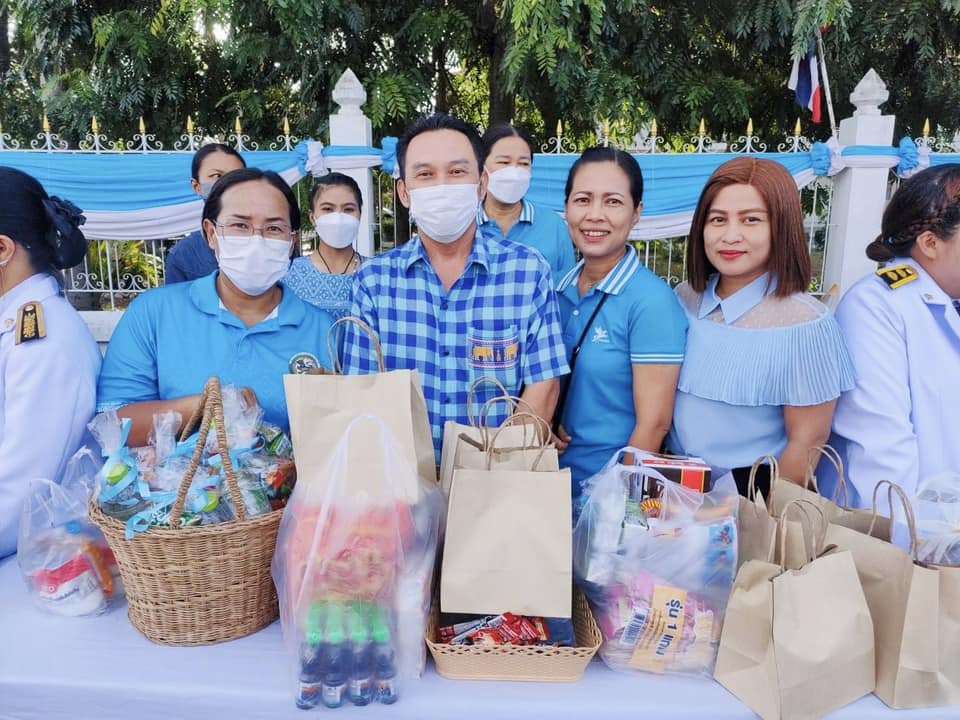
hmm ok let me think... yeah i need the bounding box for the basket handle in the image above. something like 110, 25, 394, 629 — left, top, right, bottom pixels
327, 316, 385, 375
170, 378, 247, 528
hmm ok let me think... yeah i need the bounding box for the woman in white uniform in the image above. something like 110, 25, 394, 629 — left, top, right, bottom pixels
832, 164, 960, 504
0, 167, 101, 558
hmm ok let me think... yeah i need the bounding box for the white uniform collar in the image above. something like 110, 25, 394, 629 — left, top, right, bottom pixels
0, 274, 60, 333
895, 257, 952, 307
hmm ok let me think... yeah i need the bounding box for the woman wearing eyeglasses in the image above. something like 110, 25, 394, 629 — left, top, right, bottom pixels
97, 168, 334, 446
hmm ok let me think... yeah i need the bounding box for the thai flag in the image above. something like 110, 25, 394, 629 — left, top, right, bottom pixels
788, 49, 822, 123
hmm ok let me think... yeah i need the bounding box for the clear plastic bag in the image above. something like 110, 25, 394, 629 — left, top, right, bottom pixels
916, 473, 960, 566
573, 447, 738, 677
17, 448, 124, 616
273, 415, 442, 710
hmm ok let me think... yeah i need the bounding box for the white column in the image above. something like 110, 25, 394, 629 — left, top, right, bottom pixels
328, 69, 376, 257
823, 69, 896, 296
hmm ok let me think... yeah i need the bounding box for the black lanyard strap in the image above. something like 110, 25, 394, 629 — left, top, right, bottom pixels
552, 291, 610, 432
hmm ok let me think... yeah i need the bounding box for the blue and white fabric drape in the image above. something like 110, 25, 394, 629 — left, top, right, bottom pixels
0, 137, 954, 241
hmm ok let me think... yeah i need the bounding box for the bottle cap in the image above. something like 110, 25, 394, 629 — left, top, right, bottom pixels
326, 602, 346, 644
370, 605, 391, 644
304, 601, 327, 644
348, 602, 370, 644
64, 520, 83, 535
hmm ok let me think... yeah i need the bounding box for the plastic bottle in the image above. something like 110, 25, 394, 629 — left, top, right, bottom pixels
347, 602, 374, 706
296, 601, 326, 710
371, 605, 399, 705
322, 603, 350, 709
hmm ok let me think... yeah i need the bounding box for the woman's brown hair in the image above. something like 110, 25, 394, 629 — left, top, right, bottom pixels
686, 157, 811, 297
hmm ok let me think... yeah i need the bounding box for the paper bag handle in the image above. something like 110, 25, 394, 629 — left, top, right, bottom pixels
327, 316, 386, 375
485, 413, 553, 470
804, 444, 848, 505
777, 498, 827, 570
466, 377, 511, 427
172, 377, 247, 527
747, 455, 779, 504
869, 480, 919, 559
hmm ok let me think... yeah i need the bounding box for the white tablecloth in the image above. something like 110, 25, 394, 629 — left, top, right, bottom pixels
0, 557, 957, 720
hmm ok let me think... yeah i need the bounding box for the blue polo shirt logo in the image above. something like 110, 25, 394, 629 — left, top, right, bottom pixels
591, 325, 610, 344
289, 352, 320, 374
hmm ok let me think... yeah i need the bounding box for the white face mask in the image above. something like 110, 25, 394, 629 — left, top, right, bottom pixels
408, 183, 480, 244
314, 212, 360, 250
216, 234, 291, 296
486, 166, 531, 205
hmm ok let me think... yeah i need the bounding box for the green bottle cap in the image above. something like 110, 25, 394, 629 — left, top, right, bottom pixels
304, 601, 327, 645
326, 603, 346, 644
348, 603, 370, 644
370, 605, 391, 644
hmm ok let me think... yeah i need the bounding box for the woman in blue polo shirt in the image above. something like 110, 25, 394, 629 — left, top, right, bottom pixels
667, 157, 856, 498
98, 168, 333, 445
479, 124, 575, 279
554, 147, 688, 502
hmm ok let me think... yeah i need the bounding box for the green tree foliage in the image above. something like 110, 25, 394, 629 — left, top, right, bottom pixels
2, 0, 960, 149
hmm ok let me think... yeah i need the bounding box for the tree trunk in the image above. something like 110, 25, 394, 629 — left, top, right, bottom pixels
434, 43, 449, 112
478, 0, 515, 126
0, 2, 10, 78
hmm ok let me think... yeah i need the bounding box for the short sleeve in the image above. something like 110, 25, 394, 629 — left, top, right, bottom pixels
97, 295, 161, 410
520, 262, 570, 385
552, 216, 576, 278
628, 276, 688, 364
164, 242, 189, 284
342, 268, 381, 374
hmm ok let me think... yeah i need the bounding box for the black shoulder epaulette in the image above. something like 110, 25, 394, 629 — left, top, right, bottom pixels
15, 302, 46, 345
876, 264, 918, 290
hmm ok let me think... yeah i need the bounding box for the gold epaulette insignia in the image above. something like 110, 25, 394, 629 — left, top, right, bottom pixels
15, 302, 46, 345
876, 264, 918, 290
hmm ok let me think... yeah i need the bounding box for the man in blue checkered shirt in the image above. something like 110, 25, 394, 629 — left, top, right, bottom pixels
343, 114, 569, 459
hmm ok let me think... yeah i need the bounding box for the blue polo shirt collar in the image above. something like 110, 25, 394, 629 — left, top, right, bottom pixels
698, 273, 776, 323
189, 271, 305, 329
556, 246, 640, 297
402, 232, 491, 274
478, 198, 535, 227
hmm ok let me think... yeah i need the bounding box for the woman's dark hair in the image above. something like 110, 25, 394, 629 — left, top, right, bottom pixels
866, 164, 960, 262
202, 168, 301, 231
481, 123, 534, 165
396, 113, 483, 181
310, 172, 363, 210
686, 157, 810, 297
564, 147, 644, 209
0, 166, 88, 273
191, 143, 246, 181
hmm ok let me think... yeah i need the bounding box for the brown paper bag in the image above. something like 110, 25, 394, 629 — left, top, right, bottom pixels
284, 318, 435, 504
737, 456, 814, 572
769, 445, 856, 524
716, 499, 876, 720
441, 408, 559, 495
438, 382, 541, 493
827, 481, 960, 708
440, 425, 572, 617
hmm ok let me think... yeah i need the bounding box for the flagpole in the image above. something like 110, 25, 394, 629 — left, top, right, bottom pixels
815, 28, 839, 138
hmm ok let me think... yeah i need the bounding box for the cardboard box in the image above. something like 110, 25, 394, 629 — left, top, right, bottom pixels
640, 453, 712, 493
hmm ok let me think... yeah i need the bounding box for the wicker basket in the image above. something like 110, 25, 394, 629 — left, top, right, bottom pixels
425, 588, 602, 682
89, 378, 283, 646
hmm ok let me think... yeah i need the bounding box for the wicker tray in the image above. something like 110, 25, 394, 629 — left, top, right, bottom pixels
88, 378, 283, 646
425, 588, 602, 682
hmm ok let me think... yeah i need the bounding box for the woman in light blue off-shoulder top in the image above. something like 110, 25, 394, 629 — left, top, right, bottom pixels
667, 158, 856, 497
284, 173, 366, 318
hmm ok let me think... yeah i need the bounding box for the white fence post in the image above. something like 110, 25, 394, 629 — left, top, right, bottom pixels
823, 69, 896, 296
329, 68, 375, 258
